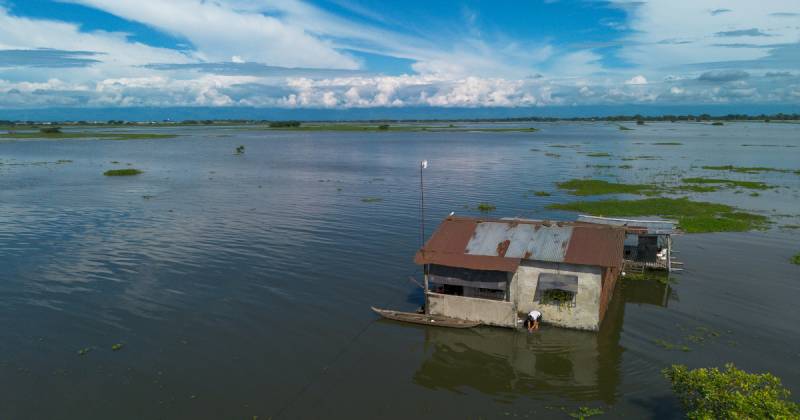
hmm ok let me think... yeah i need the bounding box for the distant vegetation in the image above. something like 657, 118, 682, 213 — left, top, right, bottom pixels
40, 127, 62, 134
664, 364, 799, 419
104, 169, 143, 176
268, 121, 302, 128
1, 113, 798, 130
0, 131, 176, 140
548, 197, 769, 233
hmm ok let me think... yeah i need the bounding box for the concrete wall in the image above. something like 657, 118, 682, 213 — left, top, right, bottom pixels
427, 292, 517, 328
511, 261, 603, 331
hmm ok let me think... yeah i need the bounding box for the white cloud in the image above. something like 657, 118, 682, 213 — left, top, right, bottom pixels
625, 75, 648, 85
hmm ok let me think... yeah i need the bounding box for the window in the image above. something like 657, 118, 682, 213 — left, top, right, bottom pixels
535, 273, 578, 307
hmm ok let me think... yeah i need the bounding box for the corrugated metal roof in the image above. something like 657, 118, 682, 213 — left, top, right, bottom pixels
577, 215, 679, 234
415, 216, 625, 272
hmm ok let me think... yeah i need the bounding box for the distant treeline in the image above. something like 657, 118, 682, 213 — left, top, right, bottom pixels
1, 113, 798, 126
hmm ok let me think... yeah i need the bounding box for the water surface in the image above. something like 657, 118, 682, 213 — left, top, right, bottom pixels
1, 122, 798, 418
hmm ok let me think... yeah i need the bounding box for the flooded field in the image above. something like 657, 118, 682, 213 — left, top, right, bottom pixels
1, 122, 798, 418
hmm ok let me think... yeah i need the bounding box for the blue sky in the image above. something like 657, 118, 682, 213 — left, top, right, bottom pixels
0, 0, 798, 114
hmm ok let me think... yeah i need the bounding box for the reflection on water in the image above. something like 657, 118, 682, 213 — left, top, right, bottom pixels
413, 278, 673, 405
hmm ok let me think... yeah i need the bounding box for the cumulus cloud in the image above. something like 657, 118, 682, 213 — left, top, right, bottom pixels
625, 75, 648, 85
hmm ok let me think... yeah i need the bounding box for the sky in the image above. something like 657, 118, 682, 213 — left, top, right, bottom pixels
0, 0, 798, 116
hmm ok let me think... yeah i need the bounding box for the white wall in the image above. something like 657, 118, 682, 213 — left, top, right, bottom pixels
511, 261, 602, 331
427, 292, 517, 328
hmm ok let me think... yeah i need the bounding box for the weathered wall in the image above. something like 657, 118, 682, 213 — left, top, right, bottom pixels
597, 267, 619, 324
427, 292, 517, 328
511, 261, 602, 331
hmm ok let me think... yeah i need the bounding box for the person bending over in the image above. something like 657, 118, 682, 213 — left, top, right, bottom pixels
525, 310, 542, 332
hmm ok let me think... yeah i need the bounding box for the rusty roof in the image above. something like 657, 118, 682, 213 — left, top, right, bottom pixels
414, 216, 625, 272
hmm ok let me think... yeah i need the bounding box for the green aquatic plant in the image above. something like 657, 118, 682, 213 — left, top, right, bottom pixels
791, 253, 800, 265
556, 179, 654, 196
618, 125, 633, 131
653, 142, 683, 145
654, 339, 690, 352
548, 197, 769, 233
476, 202, 496, 212
111, 343, 124, 351
544, 152, 561, 158
104, 169, 143, 176
541, 289, 574, 306
567, 406, 604, 419
77, 347, 92, 356
711, 121, 724, 126
586, 152, 611, 157
663, 364, 799, 419
682, 177, 770, 190
701, 165, 799, 175
532, 191, 551, 197
235, 145, 245, 154
618, 164, 633, 169
622, 269, 672, 285
361, 197, 382, 203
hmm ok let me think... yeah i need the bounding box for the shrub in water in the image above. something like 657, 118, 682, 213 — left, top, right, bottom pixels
663, 363, 799, 419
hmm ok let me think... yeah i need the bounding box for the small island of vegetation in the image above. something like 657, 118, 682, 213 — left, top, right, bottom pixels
104, 169, 143, 176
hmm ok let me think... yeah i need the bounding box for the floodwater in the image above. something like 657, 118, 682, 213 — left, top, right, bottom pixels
1, 122, 798, 419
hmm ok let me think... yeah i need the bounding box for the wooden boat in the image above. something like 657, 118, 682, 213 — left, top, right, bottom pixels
371, 306, 481, 328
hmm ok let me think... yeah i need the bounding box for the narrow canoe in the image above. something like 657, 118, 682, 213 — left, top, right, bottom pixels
371, 306, 481, 329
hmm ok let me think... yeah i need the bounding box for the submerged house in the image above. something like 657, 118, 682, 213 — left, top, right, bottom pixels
576, 215, 680, 272
414, 216, 626, 331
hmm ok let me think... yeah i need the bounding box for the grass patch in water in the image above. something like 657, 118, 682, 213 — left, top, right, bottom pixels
701, 165, 799, 175
532, 191, 551, 196
654, 339, 691, 352
618, 125, 633, 131
620, 155, 659, 161
586, 152, 611, 157
682, 177, 771, 190
104, 169, 143, 176
556, 179, 655, 196
476, 202, 496, 212
544, 152, 561, 158
791, 253, 800, 265
361, 197, 383, 203
622, 269, 672, 285
618, 164, 633, 169
548, 197, 769, 233
567, 406, 604, 419
0, 131, 177, 140
653, 142, 683, 145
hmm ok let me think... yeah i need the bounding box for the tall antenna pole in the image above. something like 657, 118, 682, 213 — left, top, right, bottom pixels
419, 160, 427, 249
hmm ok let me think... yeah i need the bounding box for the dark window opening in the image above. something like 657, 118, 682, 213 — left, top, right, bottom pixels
428, 264, 508, 301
